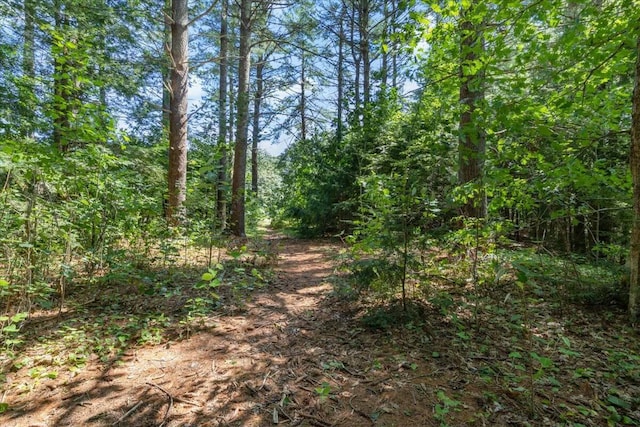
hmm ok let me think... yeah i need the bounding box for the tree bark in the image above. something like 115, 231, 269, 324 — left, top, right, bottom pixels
381, 0, 388, 91
629, 35, 640, 322
359, 0, 370, 106
216, 0, 229, 231
458, 5, 486, 218
300, 49, 307, 142
230, 0, 252, 236
336, 5, 345, 143
21, 0, 35, 137
162, 0, 171, 136
52, 0, 72, 153
348, 3, 361, 115
251, 56, 264, 195
166, 0, 189, 225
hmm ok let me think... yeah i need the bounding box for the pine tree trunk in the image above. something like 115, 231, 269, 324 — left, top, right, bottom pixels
359, 0, 370, 106
300, 50, 307, 142
349, 4, 361, 115
381, 1, 388, 90
629, 35, 640, 322
230, 0, 252, 237
251, 57, 264, 195
167, 0, 189, 225
162, 0, 171, 136
21, 0, 35, 137
337, 5, 345, 143
52, 1, 71, 153
458, 7, 486, 218
216, 0, 229, 231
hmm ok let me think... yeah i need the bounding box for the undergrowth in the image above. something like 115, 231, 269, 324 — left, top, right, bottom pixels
0, 236, 278, 402
340, 236, 638, 425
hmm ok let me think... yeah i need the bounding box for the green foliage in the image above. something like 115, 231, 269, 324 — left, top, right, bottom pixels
434, 389, 462, 427
509, 249, 628, 307
276, 132, 360, 236
0, 137, 167, 349
314, 382, 332, 401
348, 171, 437, 308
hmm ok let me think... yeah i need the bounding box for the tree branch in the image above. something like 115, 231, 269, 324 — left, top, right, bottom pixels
187, 0, 220, 27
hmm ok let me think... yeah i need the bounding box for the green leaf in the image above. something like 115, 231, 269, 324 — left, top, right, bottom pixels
607, 395, 630, 410
2, 324, 19, 333
11, 312, 27, 323
202, 269, 217, 281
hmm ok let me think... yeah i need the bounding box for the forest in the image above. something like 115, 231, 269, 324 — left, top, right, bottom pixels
0, 0, 640, 425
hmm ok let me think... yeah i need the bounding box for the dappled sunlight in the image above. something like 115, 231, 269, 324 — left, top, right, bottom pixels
2, 235, 640, 426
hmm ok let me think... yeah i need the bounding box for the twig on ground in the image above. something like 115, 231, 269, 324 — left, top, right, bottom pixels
259, 369, 274, 390
146, 382, 173, 427
299, 412, 333, 427
112, 401, 143, 426
364, 375, 392, 386
349, 395, 374, 425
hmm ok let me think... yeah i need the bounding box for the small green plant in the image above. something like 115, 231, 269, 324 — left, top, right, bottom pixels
0, 310, 28, 347
197, 263, 224, 299
371, 360, 383, 370
314, 382, 332, 401
321, 360, 345, 371
433, 389, 461, 426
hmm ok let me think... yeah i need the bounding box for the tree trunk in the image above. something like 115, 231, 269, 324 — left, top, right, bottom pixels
228, 74, 235, 145
52, 1, 72, 153
458, 6, 486, 218
349, 3, 361, 115
300, 49, 307, 142
216, 0, 229, 231
629, 35, 640, 322
21, 0, 35, 137
359, 0, 370, 106
336, 5, 345, 143
381, 0, 388, 90
162, 0, 171, 136
230, 0, 252, 237
166, 0, 189, 225
251, 56, 264, 195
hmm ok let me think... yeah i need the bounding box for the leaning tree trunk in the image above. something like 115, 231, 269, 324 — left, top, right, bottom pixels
458, 6, 486, 219
629, 35, 640, 322
230, 0, 252, 237
166, 0, 189, 225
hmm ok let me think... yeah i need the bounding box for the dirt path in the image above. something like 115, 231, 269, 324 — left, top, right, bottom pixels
6, 235, 638, 426
5, 236, 426, 427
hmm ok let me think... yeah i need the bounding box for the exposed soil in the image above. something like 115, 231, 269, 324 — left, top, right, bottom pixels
1, 235, 639, 426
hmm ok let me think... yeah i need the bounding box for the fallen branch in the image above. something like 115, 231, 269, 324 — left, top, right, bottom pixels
349, 395, 374, 425
299, 412, 333, 427
112, 401, 143, 426
146, 382, 173, 427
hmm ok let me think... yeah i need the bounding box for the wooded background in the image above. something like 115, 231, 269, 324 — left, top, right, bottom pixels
1, 0, 639, 332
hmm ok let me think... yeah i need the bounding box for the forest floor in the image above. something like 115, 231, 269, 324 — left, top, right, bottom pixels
1, 233, 640, 426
